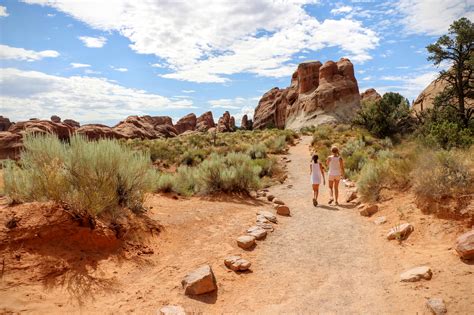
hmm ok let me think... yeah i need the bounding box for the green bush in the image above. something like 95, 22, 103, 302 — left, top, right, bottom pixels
4, 134, 157, 216
248, 143, 268, 159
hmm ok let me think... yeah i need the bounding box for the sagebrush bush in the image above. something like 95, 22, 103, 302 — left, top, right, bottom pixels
4, 134, 157, 216
412, 150, 473, 200
248, 143, 268, 159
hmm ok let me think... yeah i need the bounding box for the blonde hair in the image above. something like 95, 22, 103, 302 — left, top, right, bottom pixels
331, 146, 339, 156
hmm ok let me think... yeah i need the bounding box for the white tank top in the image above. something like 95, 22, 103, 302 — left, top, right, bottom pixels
328, 156, 341, 176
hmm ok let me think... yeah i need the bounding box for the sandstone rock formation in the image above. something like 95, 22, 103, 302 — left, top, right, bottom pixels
113, 115, 177, 139
224, 256, 251, 271
0, 132, 22, 160
359, 204, 379, 217
8, 120, 74, 140
217, 111, 236, 132
257, 210, 277, 223
0, 116, 13, 131
237, 235, 256, 249
241, 114, 252, 130
387, 223, 414, 240
254, 58, 361, 130
360, 88, 382, 103
426, 298, 447, 315
247, 226, 267, 240
196, 111, 215, 132
174, 113, 197, 134
400, 266, 432, 282
76, 124, 126, 141
455, 230, 474, 259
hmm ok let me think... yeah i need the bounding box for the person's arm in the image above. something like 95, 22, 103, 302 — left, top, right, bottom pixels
320, 164, 326, 185
310, 164, 312, 175
339, 157, 345, 179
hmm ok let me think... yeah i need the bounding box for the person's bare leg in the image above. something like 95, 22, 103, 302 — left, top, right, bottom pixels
334, 179, 340, 205
328, 180, 334, 203
314, 184, 319, 201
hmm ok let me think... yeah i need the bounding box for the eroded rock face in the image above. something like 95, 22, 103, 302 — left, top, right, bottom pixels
360, 88, 382, 103
50, 115, 61, 123
196, 111, 215, 132
8, 120, 74, 140
241, 114, 251, 130
175, 113, 197, 134
254, 58, 361, 130
63, 119, 80, 129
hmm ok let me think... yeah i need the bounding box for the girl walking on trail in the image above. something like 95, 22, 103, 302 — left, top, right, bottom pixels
326, 146, 345, 205
310, 154, 326, 207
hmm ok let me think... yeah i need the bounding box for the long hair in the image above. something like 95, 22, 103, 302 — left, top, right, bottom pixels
331, 146, 340, 156
312, 154, 319, 163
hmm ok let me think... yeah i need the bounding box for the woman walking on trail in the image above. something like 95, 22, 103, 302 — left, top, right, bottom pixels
310, 154, 326, 207
326, 146, 345, 205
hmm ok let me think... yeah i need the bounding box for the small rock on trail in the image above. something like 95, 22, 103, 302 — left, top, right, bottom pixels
276, 205, 290, 216
400, 266, 432, 282
257, 210, 277, 223
387, 223, 414, 240
359, 204, 379, 217
181, 265, 217, 295
267, 194, 275, 202
237, 235, 256, 249
273, 198, 285, 205
160, 305, 186, 315
224, 256, 251, 271
247, 226, 267, 240
426, 298, 447, 315
373, 216, 387, 225
345, 190, 358, 202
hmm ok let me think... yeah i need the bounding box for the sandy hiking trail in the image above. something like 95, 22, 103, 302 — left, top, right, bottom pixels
1, 135, 472, 314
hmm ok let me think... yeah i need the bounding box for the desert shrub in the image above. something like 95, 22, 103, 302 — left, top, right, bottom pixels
265, 135, 286, 154
311, 125, 333, 144
172, 166, 198, 196
358, 150, 412, 202
180, 148, 208, 166
4, 134, 157, 216
248, 143, 268, 159
412, 150, 473, 201
155, 173, 174, 193
354, 92, 415, 138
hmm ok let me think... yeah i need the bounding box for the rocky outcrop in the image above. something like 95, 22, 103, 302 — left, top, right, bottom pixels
113, 115, 177, 139
63, 119, 80, 129
217, 111, 236, 132
196, 111, 215, 132
174, 113, 197, 134
76, 124, 126, 141
361, 88, 382, 103
254, 58, 361, 130
0, 116, 13, 131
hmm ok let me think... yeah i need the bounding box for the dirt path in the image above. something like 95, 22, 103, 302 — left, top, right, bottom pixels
214, 135, 395, 313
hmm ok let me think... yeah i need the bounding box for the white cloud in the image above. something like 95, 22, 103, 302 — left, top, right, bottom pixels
46, 13, 55, 17
181, 89, 195, 93
330, 6, 352, 15
110, 66, 128, 72
151, 63, 166, 68
78, 35, 107, 48
208, 97, 259, 110
0, 44, 59, 61
374, 71, 439, 100
0, 5, 8, 17
70, 62, 90, 68
0, 68, 195, 123
23, 0, 378, 83
397, 0, 474, 35
84, 69, 101, 75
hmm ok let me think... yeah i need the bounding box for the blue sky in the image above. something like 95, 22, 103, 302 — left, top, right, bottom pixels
0, 0, 473, 125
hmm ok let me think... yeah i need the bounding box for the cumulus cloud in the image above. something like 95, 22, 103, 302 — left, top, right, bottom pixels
208, 97, 259, 123
23, 0, 379, 83
0, 5, 8, 17
78, 35, 107, 48
70, 62, 90, 68
0, 68, 195, 123
397, 0, 474, 35
0, 44, 59, 61
374, 71, 439, 100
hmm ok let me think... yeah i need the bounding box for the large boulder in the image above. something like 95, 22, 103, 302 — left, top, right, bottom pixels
63, 119, 80, 129
0, 132, 22, 160
254, 58, 361, 130
0, 116, 13, 131
360, 88, 382, 103
175, 113, 197, 134
50, 115, 61, 123
241, 114, 252, 130
196, 111, 215, 132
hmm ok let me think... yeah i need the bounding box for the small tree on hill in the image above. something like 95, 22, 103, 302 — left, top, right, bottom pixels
426, 17, 474, 127
354, 92, 414, 138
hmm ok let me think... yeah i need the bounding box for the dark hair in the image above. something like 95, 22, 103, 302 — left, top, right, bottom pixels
312, 154, 319, 163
